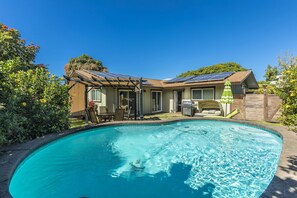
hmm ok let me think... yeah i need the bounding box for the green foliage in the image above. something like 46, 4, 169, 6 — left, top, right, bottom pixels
276, 55, 297, 131
0, 23, 70, 145
64, 54, 107, 76
177, 62, 247, 77
0, 23, 39, 65
264, 64, 279, 81
0, 103, 4, 110
253, 81, 277, 94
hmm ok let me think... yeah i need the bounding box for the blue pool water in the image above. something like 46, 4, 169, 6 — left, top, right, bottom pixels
9, 120, 282, 198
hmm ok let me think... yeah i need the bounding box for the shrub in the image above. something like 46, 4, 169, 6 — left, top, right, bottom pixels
253, 81, 277, 94
277, 55, 297, 131
0, 68, 70, 144
0, 23, 70, 145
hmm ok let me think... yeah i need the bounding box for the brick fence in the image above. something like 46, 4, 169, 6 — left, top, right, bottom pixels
231, 94, 281, 122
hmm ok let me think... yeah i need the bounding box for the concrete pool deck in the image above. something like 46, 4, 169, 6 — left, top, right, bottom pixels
0, 118, 296, 198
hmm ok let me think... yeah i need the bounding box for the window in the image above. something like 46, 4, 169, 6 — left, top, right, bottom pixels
90, 89, 101, 101
192, 88, 214, 100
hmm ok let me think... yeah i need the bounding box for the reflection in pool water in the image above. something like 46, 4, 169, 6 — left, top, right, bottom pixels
9, 120, 282, 198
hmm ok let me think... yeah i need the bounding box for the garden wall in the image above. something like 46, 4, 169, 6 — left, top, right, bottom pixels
231, 94, 281, 122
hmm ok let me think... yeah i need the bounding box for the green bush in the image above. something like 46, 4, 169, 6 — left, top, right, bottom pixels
177, 62, 247, 77
277, 55, 297, 131
0, 23, 70, 145
253, 81, 277, 94
0, 67, 70, 144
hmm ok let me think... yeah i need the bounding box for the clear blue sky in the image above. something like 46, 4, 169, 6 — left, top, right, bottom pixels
1, 0, 297, 80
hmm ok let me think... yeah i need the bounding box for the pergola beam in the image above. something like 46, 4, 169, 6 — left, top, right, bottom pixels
67, 81, 78, 91
129, 79, 138, 89
104, 77, 119, 88
91, 76, 106, 87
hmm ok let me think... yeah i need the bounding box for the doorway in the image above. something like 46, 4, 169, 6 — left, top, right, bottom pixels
152, 91, 162, 112
119, 90, 136, 112
174, 90, 182, 112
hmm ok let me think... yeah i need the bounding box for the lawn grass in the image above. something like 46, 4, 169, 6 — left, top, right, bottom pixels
69, 118, 88, 128
144, 112, 187, 120
144, 113, 283, 126
252, 120, 282, 127
70, 114, 283, 128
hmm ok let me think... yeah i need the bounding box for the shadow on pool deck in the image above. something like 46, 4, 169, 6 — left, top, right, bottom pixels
280, 155, 297, 176
261, 155, 297, 198
261, 176, 297, 198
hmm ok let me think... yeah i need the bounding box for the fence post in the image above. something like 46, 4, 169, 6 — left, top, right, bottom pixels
242, 94, 246, 119
263, 85, 268, 121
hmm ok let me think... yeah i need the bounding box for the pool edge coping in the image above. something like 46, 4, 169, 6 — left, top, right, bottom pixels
0, 117, 296, 198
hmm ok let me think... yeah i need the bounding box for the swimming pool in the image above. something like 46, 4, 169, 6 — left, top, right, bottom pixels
9, 120, 282, 198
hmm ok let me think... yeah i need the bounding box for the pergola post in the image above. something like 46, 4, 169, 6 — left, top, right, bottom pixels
139, 77, 144, 120
134, 89, 137, 120
84, 85, 89, 124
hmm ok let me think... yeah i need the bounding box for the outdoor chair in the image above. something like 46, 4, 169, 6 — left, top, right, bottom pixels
98, 106, 113, 122
100, 106, 108, 114
114, 109, 125, 121
194, 100, 223, 117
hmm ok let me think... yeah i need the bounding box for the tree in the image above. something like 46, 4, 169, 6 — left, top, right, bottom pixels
253, 81, 277, 94
64, 54, 107, 76
0, 23, 40, 102
276, 55, 297, 131
0, 23, 39, 65
0, 23, 70, 145
264, 64, 279, 81
177, 62, 247, 77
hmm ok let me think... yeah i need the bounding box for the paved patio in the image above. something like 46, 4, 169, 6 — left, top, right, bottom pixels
0, 118, 296, 198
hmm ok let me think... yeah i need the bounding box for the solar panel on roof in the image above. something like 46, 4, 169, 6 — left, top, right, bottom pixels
185, 72, 234, 83
165, 76, 195, 83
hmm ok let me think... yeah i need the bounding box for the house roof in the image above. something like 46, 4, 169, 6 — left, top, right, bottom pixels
144, 70, 259, 89
143, 78, 165, 88
66, 70, 258, 89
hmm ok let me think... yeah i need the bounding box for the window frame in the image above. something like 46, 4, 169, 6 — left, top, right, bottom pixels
191, 87, 215, 100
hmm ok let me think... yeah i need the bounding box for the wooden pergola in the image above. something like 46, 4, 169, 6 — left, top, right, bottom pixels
64, 70, 144, 121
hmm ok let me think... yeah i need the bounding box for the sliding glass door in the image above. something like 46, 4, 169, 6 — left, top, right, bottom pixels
152, 91, 162, 112
119, 90, 136, 112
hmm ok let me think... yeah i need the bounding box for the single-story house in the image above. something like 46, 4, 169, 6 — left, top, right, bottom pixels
65, 69, 258, 118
